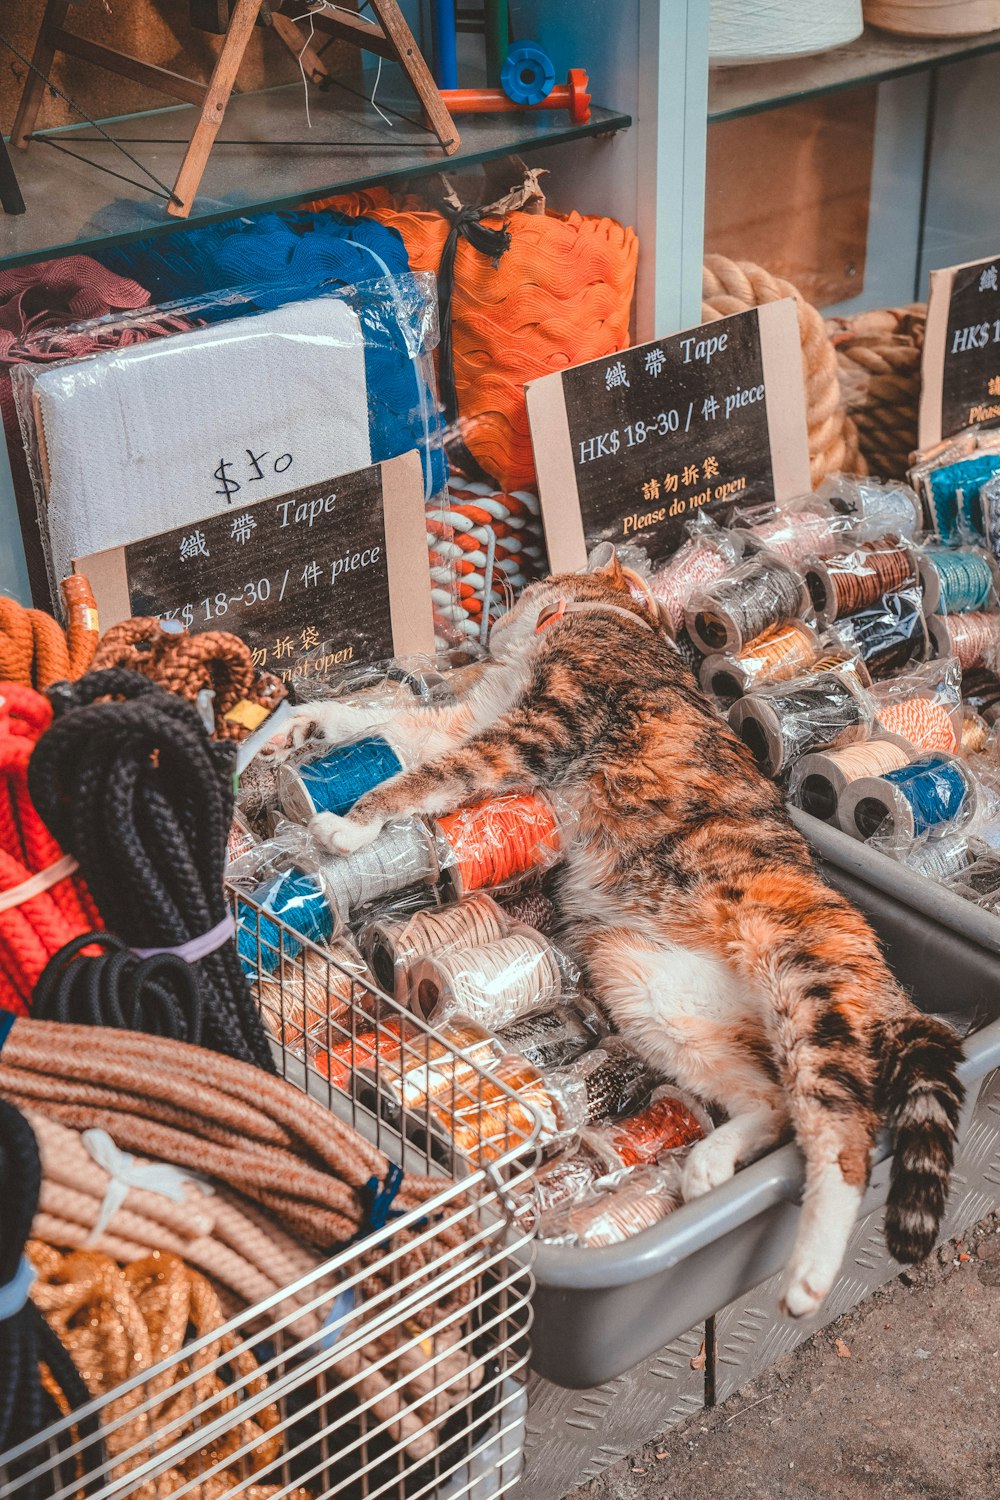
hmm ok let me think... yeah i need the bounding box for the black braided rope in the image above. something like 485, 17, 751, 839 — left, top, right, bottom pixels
0, 1100, 105, 1497
27, 669, 274, 1072
32, 933, 203, 1045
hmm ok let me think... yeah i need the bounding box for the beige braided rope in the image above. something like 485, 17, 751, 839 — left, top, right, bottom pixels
828, 303, 926, 480
702, 255, 866, 485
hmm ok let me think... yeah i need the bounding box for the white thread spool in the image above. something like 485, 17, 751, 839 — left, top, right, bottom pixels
407, 932, 561, 1028
316, 820, 439, 921
711, 0, 863, 63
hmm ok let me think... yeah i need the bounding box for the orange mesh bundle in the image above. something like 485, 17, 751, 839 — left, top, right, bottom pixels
0, 576, 99, 690
318, 188, 638, 492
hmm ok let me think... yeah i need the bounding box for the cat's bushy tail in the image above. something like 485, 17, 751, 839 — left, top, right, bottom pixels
875, 1012, 964, 1263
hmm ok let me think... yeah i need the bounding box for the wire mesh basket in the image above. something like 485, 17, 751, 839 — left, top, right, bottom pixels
0, 890, 539, 1500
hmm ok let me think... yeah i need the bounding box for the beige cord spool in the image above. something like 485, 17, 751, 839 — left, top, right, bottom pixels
702, 255, 864, 485
317, 820, 440, 921
407, 932, 561, 1028
363, 892, 510, 999
699, 618, 819, 702
928, 612, 1000, 671
793, 737, 913, 826
864, 1, 1000, 36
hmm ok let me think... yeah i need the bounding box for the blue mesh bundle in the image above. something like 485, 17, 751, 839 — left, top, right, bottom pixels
99, 210, 447, 492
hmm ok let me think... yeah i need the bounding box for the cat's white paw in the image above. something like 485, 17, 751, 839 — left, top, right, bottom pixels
778, 1261, 832, 1320
311, 812, 382, 856
681, 1139, 737, 1200
273, 702, 373, 753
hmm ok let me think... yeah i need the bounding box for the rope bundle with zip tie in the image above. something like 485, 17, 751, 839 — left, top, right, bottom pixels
363, 891, 511, 998
0, 576, 99, 690
428, 479, 548, 640
0, 1099, 104, 1499
928, 611, 1000, 671
0, 1020, 459, 1256
408, 931, 562, 1028
91, 619, 287, 741
805, 539, 919, 623
918, 548, 998, 615
0, 683, 99, 1016
26, 668, 274, 1069
26, 1243, 314, 1500
686, 557, 806, 655
30, 932, 203, 1044
435, 793, 564, 897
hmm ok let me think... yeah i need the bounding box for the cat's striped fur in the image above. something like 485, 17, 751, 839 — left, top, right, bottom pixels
285, 553, 964, 1316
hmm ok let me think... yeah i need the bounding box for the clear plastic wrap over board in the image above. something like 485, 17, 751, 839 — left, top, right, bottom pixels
10, 273, 454, 618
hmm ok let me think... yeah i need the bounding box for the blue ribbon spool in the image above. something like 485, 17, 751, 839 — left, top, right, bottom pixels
237, 868, 333, 976
501, 42, 556, 105
281, 735, 403, 822
921, 549, 995, 615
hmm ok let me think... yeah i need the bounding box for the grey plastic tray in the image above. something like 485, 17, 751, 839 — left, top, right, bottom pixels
529, 826, 1000, 1389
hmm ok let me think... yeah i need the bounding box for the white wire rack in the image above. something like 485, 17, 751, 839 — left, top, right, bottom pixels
0, 890, 539, 1500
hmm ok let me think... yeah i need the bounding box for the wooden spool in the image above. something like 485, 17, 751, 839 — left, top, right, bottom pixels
864, 0, 1000, 35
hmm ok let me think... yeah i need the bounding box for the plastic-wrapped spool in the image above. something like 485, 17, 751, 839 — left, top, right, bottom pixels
793, 737, 913, 825
897, 833, 972, 881
838, 754, 974, 842
407, 931, 561, 1027
649, 543, 732, 635
552, 1171, 683, 1248
236, 868, 336, 976
833, 590, 928, 677
495, 1007, 592, 1070
363, 891, 510, 998
928, 612, 1000, 671
435, 792, 563, 898
741, 510, 842, 568
962, 666, 1000, 725
278, 735, 403, 823
728, 668, 874, 777
805, 541, 918, 624
686, 559, 806, 655
585, 1090, 709, 1171
878, 695, 959, 754
256, 939, 372, 1051
820, 474, 922, 537
318, 820, 439, 921
699, 618, 818, 703
918, 548, 1000, 616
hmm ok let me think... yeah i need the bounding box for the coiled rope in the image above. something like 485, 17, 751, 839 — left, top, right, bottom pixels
0, 576, 99, 691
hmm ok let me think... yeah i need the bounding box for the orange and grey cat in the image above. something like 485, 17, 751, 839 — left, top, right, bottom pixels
282, 553, 963, 1317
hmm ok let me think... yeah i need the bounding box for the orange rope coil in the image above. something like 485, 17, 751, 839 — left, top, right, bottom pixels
0, 576, 99, 690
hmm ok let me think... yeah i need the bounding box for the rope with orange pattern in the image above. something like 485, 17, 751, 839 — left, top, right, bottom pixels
0, 576, 99, 690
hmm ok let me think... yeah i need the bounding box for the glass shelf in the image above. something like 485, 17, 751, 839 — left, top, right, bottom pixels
0, 68, 630, 269
709, 25, 1000, 122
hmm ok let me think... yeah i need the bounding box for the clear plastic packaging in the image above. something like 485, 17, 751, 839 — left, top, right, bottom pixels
539, 1163, 685, 1248
256, 938, 376, 1056
870, 658, 963, 753
908, 426, 1000, 543
728, 660, 878, 778
927, 611, 1000, 672
893, 831, 974, 882
827, 584, 928, 678
428, 1051, 585, 1160
582, 1085, 711, 1171
361, 891, 512, 1001
406, 926, 569, 1030
645, 517, 744, 637
685, 553, 810, 656
511, 1138, 612, 1230
817, 474, 922, 540
840, 752, 979, 844
493, 1006, 595, 1071
698, 617, 821, 704
432, 791, 569, 898
804, 537, 920, 625
963, 666, 1000, 725
732, 496, 848, 568
916, 544, 1000, 616
945, 854, 1000, 913
549, 1038, 660, 1125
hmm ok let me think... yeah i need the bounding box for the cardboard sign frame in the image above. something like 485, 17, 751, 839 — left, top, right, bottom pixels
920, 252, 1000, 451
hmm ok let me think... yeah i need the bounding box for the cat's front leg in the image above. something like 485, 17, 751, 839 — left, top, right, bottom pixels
311, 715, 546, 855
682, 1101, 788, 1199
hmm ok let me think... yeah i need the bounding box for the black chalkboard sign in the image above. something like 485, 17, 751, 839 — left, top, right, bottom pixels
76, 451, 434, 680
921, 253, 1000, 448
526, 301, 810, 572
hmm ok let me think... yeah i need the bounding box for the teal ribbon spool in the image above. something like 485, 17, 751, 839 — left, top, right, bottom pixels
284, 736, 403, 821
236, 869, 333, 975
877, 756, 967, 836
922, 549, 995, 614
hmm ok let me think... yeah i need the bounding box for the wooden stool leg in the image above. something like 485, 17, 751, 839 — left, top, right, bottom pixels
369, 0, 459, 154
10, 0, 71, 149
269, 12, 331, 88
0, 134, 26, 214
167, 0, 264, 218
